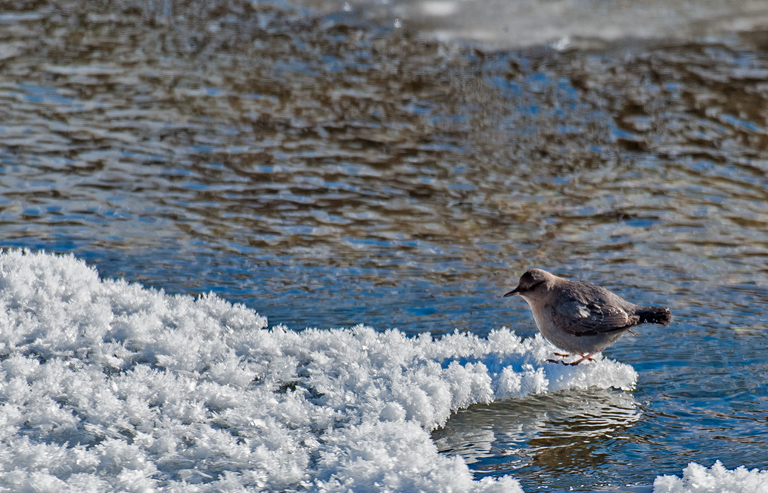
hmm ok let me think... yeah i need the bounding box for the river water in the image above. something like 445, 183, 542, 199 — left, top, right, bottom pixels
1, 0, 767, 491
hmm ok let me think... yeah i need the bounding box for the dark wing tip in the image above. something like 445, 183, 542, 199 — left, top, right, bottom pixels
638, 306, 671, 326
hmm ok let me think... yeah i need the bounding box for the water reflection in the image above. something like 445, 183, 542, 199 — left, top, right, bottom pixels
1, 1, 767, 343
433, 389, 642, 489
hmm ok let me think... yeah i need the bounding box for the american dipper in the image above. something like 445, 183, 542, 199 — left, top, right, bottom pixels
504, 268, 671, 365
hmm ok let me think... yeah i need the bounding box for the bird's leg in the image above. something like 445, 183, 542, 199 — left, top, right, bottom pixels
547, 352, 573, 364
566, 353, 595, 366
547, 352, 597, 365
628, 329, 637, 335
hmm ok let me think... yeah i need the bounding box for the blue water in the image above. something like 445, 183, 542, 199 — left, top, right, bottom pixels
1, 0, 768, 490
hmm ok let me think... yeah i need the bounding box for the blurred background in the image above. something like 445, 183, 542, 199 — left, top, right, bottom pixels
1, 0, 767, 490
305, 0, 768, 49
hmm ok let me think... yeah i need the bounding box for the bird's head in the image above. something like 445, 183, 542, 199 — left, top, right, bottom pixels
504, 268, 556, 301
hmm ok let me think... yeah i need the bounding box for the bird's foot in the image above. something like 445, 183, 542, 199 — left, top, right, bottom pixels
565, 353, 595, 366
547, 353, 595, 365
547, 352, 573, 364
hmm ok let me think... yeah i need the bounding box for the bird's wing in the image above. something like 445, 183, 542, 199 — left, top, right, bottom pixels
550, 298, 638, 337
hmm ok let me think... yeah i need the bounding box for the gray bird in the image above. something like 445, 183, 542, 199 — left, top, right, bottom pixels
504, 268, 671, 365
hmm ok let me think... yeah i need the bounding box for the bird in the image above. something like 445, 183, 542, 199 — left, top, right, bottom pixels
504, 268, 671, 365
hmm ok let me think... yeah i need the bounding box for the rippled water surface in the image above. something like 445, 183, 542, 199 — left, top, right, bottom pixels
1, 0, 768, 490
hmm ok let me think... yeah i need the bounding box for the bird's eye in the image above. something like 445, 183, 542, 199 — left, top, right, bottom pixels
528, 280, 545, 290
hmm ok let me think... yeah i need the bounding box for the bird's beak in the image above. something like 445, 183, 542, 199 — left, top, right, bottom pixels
503, 287, 520, 297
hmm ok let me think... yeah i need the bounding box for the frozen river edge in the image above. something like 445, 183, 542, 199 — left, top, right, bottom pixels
0, 250, 763, 491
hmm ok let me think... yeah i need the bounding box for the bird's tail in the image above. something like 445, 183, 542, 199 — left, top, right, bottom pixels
637, 307, 672, 326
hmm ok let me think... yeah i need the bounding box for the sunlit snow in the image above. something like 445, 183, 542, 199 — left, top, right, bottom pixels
654, 461, 768, 493
0, 250, 641, 491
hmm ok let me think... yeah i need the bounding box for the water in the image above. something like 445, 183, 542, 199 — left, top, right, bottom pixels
1, 0, 768, 490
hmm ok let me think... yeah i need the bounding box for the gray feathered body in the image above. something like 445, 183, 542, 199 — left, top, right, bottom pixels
525, 279, 671, 354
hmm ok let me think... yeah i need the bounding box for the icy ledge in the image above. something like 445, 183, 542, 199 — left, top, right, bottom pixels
0, 250, 636, 492
654, 462, 768, 493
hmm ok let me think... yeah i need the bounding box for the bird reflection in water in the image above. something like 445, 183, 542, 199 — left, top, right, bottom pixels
433, 389, 641, 488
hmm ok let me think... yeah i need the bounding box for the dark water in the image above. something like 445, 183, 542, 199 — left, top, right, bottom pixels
1, 0, 768, 490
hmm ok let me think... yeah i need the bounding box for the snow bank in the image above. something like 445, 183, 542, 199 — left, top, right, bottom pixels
654, 461, 768, 493
0, 250, 637, 492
